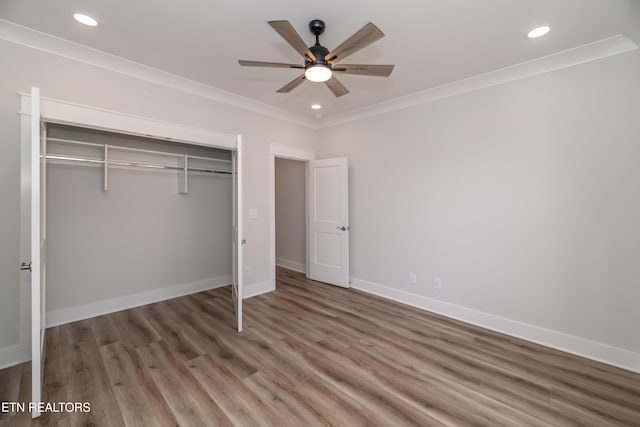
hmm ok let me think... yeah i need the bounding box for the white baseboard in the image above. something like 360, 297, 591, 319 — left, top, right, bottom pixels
46, 275, 231, 327
0, 344, 28, 370
244, 279, 275, 299
276, 258, 306, 274
350, 277, 640, 374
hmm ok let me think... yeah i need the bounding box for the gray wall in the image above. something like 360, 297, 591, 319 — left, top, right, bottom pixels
317, 50, 640, 355
275, 158, 306, 269
0, 39, 316, 363
626, 1, 640, 46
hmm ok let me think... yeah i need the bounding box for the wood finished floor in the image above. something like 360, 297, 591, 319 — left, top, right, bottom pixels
1, 267, 639, 426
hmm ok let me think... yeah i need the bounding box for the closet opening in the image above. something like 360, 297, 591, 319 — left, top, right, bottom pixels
44, 124, 236, 328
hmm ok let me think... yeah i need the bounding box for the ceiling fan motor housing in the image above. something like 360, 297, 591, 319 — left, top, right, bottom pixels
307, 19, 330, 67
308, 44, 330, 66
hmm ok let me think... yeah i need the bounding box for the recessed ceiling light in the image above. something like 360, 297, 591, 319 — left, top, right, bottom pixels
528, 26, 550, 39
311, 104, 322, 110
73, 13, 98, 27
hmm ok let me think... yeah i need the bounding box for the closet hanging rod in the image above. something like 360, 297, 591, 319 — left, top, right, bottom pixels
47, 137, 103, 148
48, 137, 176, 159
187, 154, 231, 163
46, 154, 103, 164
47, 137, 231, 163
46, 153, 175, 168
102, 144, 185, 158
45, 154, 232, 175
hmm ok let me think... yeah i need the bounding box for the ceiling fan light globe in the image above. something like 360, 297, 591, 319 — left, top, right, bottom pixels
305, 65, 332, 83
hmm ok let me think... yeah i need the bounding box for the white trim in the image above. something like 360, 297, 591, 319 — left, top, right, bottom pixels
269, 143, 316, 161
30, 87, 43, 418
243, 280, 275, 299
350, 277, 640, 374
276, 258, 306, 274
0, 19, 317, 129
269, 154, 277, 293
46, 275, 231, 327
19, 94, 237, 149
0, 344, 28, 370
321, 35, 638, 128
235, 135, 244, 332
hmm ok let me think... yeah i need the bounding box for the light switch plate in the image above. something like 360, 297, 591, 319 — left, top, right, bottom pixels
248, 208, 258, 219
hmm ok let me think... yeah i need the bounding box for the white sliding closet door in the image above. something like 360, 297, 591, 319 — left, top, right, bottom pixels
21, 87, 46, 418
232, 137, 244, 332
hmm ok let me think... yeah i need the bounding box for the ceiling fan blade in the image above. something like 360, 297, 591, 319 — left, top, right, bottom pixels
238, 60, 304, 69
276, 74, 306, 93
324, 76, 349, 97
268, 20, 316, 62
325, 22, 385, 64
332, 64, 394, 77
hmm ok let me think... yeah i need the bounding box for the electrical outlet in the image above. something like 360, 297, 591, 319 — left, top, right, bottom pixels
409, 272, 417, 284
433, 277, 442, 290
244, 266, 252, 277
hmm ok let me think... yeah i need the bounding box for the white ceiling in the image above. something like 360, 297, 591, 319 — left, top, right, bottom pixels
0, 0, 635, 122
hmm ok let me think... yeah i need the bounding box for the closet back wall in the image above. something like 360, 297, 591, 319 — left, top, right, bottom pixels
46, 127, 232, 322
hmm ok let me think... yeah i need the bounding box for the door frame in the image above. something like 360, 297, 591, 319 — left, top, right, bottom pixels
269, 144, 316, 289
18, 93, 241, 366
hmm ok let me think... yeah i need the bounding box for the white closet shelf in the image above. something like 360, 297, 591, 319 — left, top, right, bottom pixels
46, 137, 232, 194
47, 137, 231, 162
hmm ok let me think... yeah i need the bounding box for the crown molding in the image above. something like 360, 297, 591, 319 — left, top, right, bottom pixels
320, 34, 638, 128
0, 19, 318, 129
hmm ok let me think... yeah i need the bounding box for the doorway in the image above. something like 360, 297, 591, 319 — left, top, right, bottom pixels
268, 144, 315, 290
268, 144, 350, 290
275, 158, 307, 274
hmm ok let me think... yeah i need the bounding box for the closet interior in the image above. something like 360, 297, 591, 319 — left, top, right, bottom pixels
44, 124, 235, 324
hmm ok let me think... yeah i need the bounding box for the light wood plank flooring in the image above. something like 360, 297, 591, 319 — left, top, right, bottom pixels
1, 267, 639, 426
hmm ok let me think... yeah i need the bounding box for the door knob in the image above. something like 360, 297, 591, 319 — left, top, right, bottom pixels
336, 226, 349, 231
20, 262, 32, 272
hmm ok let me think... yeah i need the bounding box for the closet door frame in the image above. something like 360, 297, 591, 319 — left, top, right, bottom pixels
18, 93, 243, 394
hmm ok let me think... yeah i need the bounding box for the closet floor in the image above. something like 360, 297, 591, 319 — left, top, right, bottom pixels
1, 267, 639, 426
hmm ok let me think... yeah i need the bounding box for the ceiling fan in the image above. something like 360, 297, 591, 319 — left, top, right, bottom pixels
238, 19, 394, 97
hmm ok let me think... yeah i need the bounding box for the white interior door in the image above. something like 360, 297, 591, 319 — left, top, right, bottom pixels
308, 158, 349, 287
23, 87, 46, 418
231, 136, 243, 332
